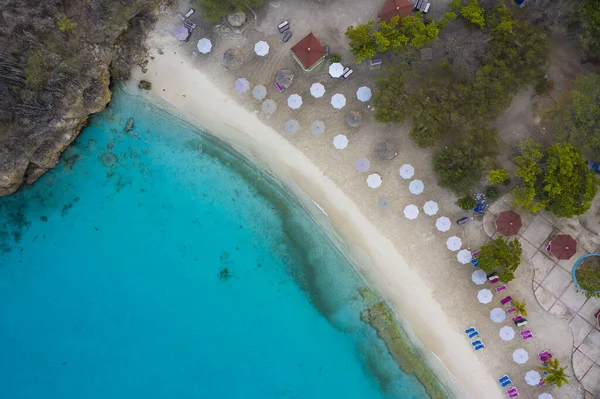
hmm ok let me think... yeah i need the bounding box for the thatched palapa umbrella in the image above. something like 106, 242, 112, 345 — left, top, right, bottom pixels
276, 69, 294, 89
223, 48, 244, 70
375, 142, 398, 160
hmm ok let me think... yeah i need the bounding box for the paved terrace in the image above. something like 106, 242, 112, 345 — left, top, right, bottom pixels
484, 199, 600, 398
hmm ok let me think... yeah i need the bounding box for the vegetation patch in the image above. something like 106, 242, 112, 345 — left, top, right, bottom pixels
24, 49, 49, 88
478, 237, 522, 283
576, 256, 600, 298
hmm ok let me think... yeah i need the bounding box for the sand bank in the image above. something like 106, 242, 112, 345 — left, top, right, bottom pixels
124, 35, 503, 398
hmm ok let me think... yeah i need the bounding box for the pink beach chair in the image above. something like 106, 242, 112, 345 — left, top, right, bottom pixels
274, 81, 284, 92
488, 274, 500, 284
496, 284, 507, 292
520, 329, 532, 336
507, 307, 517, 314
538, 350, 552, 363
507, 387, 519, 398
501, 296, 513, 306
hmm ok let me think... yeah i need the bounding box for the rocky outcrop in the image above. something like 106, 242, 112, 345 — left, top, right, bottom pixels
0, 0, 160, 196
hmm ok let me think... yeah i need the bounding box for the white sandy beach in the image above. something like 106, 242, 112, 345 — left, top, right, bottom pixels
123, 3, 585, 397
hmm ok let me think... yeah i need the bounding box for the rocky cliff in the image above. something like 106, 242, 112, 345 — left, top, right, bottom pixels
0, 0, 161, 196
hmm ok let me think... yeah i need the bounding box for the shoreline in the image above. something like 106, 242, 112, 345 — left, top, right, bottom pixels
123, 33, 502, 398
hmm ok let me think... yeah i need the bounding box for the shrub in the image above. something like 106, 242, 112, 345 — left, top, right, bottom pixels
479, 237, 522, 283
486, 186, 499, 202
24, 49, 48, 88
576, 257, 600, 298
461, 0, 485, 30
450, 0, 462, 12
486, 168, 509, 184
457, 195, 477, 210
329, 53, 341, 64
56, 14, 77, 34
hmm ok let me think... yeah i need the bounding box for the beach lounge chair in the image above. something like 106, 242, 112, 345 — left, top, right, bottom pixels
471, 340, 482, 346
465, 327, 476, 334
498, 375, 512, 387
275, 82, 284, 92
342, 69, 354, 79
184, 8, 195, 18
472, 250, 480, 258
469, 331, 479, 339
595, 309, 600, 326
507, 387, 519, 398
487, 272, 498, 282
279, 24, 290, 33
538, 350, 552, 363
501, 296, 512, 305
507, 307, 517, 314
278, 20, 289, 30
522, 333, 534, 340
283, 31, 292, 42
496, 284, 507, 292
515, 318, 528, 327
520, 329, 532, 336
474, 344, 485, 350
471, 258, 479, 268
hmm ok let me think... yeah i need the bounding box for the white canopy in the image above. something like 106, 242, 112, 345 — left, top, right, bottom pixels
436, 216, 451, 232
525, 370, 541, 386
329, 63, 344, 78
490, 307, 506, 323
477, 289, 493, 304
254, 40, 269, 56
499, 326, 515, 341
284, 119, 299, 134
356, 158, 370, 172
333, 134, 348, 150
310, 83, 325, 98
235, 78, 250, 93
472, 270, 487, 285
513, 348, 529, 364
446, 236, 462, 251
197, 38, 212, 54
367, 173, 382, 189
311, 120, 325, 136
457, 249, 472, 264
287, 94, 303, 109
377, 197, 391, 210
409, 179, 424, 195
252, 85, 267, 100
403, 204, 419, 220
423, 200, 438, 216
399, 164, 415, 179
331, 93, 346, 109
538, 393, 553, 399
356, 86, 372, 102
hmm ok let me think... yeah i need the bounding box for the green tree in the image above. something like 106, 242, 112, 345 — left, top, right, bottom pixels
478, 237, 522, 283
456, 195, 477, 210
398, 12, 456, 48
56, 14, 77, 34
546, 74, 600, 157
373, 65, 410, 123
450, 0, 462, 13
346, 20, 377, 63
433, 126, 500, 195
196, 0, 265, 22
538, 358, 570, 387
487, 168, 509, 184
578, 0, 600, 54
511, 141, 599, 217
461, 0, 485, 30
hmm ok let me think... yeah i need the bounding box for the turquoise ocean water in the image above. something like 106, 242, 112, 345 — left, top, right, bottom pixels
0, 88, 430, 399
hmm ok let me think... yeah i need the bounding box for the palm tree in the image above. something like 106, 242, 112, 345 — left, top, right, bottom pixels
512, 299, 528, 317
538, 358, 570, 387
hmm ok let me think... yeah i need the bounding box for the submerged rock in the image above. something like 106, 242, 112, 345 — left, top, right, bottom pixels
102, 153, 118, 167
138, 80, 152, 90
124, 117, 135, 133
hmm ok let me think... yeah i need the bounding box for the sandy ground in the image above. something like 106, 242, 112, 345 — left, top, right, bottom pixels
124, 1, 587, 397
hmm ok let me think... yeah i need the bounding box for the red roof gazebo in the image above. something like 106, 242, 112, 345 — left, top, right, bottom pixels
291, 33, 327, 72
378, 0, 414, 22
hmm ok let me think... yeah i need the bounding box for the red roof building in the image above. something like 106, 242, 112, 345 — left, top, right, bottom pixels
291, 33, 327, 72
378, 0, 414, 22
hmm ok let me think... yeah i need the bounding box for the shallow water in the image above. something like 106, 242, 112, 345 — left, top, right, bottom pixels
0, 88, 430, 399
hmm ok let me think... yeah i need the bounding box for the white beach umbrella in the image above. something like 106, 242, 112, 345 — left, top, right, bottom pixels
409, 179, 424, 195
288, 94, 303, 109
284, 119, 299, 134
423, 200, 438, 216
499, 326, 515, 341
399, 164, 415, 179
404, 204, 419, 220
471, 270, 487, 285
356, 158, 370, 172
436, 216, 451, 232
333, 134, 349, 150
367, 173, 382, 189
477, 289, 493, 304
331, 93, 346, 109
252, 85, 267, 100
197, 38, 212, 54
261, 99, 277, 114
311, 120, 326, 136
254, 40, 269, 56
538, 394, 553, 399
329, 63, 344, 78
525, 370, 542, 386
490, 307, 506, 323
377, 197, 391, 210
235, 78, 250, 93
457, 249, 472, 264
310, 83, 325, 98
356, 86, 372, 102
513, 348, 529, 364
446, 236, 462, 251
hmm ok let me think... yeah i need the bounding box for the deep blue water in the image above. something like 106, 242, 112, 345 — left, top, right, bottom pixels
0, 88, 430, 399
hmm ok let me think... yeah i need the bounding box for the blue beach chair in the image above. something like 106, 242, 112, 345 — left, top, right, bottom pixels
474, 344, 485, 350
468, 331, 479, 339
471, 340, 482, 347
498, 375, 512, 387
465, 327, 475, 334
